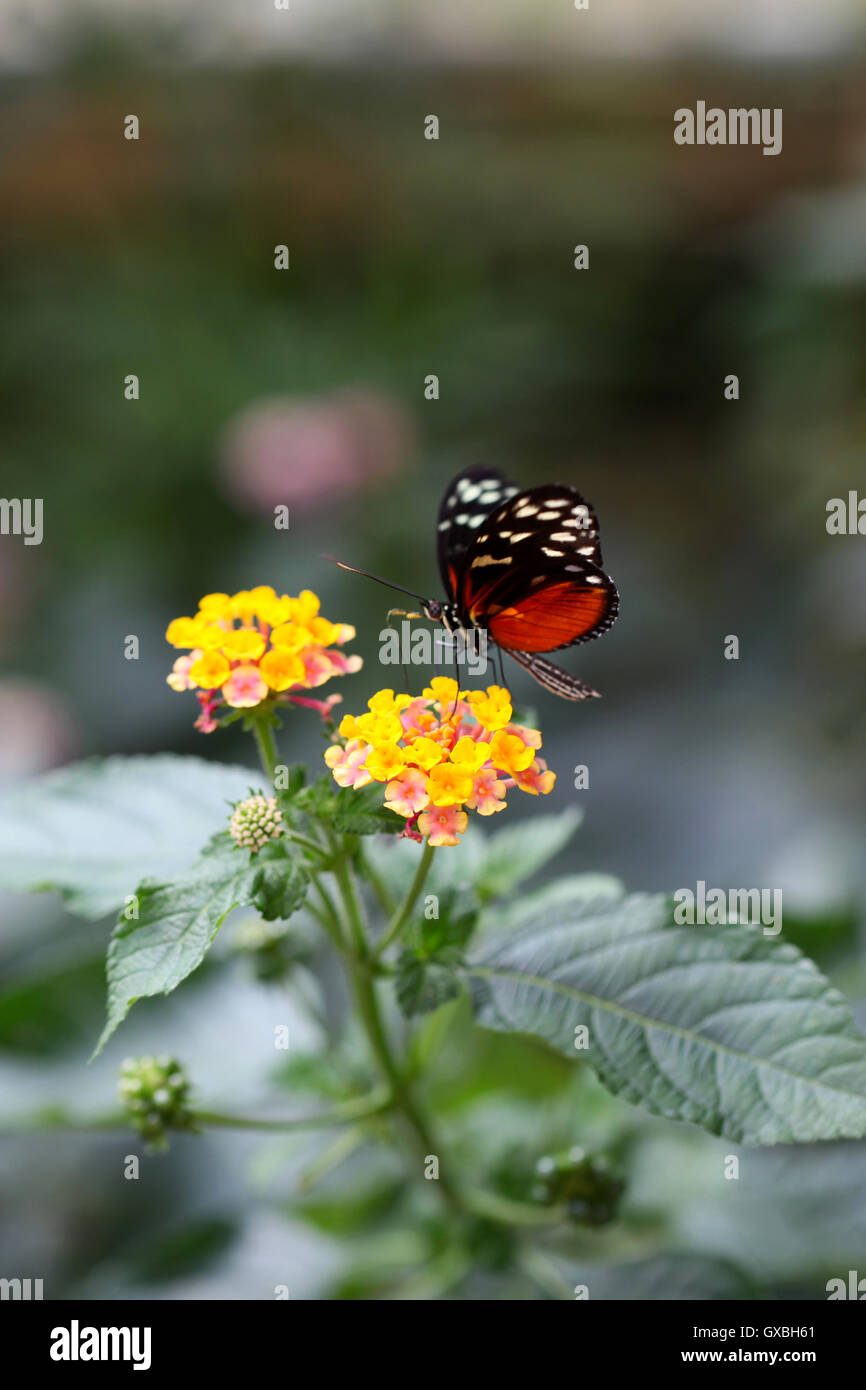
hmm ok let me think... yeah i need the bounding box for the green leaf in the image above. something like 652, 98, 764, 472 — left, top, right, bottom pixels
395, 890, 478, 1017
295, 1180, 405, 1236
277, 764, 307, 799
395, 953, 462, 1017
465, 893, 866, 1144
127, 1216, 239, 1284
94, 838, 261, 1056
482, 873, 623, 933
475, 809, 583, 901
247, 843, 309, 922
297, 777, 404, 836
0, 755, 259, 919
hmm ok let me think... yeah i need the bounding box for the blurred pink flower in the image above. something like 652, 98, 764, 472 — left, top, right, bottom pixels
218, 389, 413, 515
0, 679, 80, 780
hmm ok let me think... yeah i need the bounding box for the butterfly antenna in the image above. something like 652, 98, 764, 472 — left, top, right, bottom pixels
323, 555, 428, 606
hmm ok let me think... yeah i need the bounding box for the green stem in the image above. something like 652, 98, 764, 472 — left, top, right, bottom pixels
309, 876, 346, 951
1, 1093, 391, 1138
252, 717, 279, 784
358, 846, 396, 916
284, 830, 330, 863
374, 840, 435, 959
194, 1090, 390, 1132
465, 1188, 567, 1226
343, 949, 463, 1217
333, 852, 368, 957
520, 1249, 575, 1300
326, 841, 462, 1215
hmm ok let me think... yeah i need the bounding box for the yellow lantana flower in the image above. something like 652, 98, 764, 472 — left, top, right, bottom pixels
189, 650, 231, 689
449, 736, 491, 774
426, 762, 474, 807
365, 743, 407, 782
259, 649, 305, 691
221, 628, 267, 662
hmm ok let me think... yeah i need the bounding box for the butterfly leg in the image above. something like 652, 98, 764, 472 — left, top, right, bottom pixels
386, 607, 424, 694
494, 642, 506, 691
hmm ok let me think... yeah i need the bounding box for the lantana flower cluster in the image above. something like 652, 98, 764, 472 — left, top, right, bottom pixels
325, 677, 555, 846
166, 587, 361, 731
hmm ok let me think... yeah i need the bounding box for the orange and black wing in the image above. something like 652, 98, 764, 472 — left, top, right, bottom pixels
436, 466, 521, 602
455, 484, 619, 654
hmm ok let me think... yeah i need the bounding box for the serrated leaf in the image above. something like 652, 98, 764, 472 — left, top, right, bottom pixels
418, 909, 477, 956
94, 840, 261, 1056
475, 809, 583, 901
296, 777, 404, 836
0, 755, 259, 918
395, 953, 462, 1017
465, 893, 866, 1144
248, 845, 309, 922
483, 874, 624, 933
331, 786, 404, 835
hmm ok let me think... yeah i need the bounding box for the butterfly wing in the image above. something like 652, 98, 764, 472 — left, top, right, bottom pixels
454, 484, 619, 653
436, 466, 521, 601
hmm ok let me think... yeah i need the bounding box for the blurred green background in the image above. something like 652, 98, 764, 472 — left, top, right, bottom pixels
1, 0, 866, 1299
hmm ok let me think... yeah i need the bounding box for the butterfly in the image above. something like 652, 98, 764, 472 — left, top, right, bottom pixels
333, 465, 619, 700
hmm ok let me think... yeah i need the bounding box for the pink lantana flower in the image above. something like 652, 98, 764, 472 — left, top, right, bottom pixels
223, 664, 269, 709
287, 692, 344, 721
384, 767, 430, 818
300, 647, 363, 690
399, 697, 435, 736
167, 652, 199, 692
417, 804, 469, 847
324, 738, 373, 789
465, 767, 507, 815
506, 722, 542, 750
194, 691, 220, 733
511, 757, 557, 795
